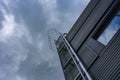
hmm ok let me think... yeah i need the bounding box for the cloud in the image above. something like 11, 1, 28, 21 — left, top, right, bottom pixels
54, 0, 90, 33
17, 75, 26, 80
38, 0, 60, 26
0, 0, 90, 80
12, 0, 47, 36
0, 1, 63, 80
0, 3, 32, 80
0, 7, 15, 41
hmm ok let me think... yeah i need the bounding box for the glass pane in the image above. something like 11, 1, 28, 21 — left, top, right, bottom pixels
97, 11, 120, 45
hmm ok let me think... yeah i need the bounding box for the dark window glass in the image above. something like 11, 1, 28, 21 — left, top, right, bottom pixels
97, 11, 120, 45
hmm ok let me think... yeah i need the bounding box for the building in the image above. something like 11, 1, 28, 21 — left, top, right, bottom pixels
55, 0, 120, 80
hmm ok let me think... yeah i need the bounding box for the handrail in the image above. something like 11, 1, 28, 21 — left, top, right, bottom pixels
60, 34, 93, 80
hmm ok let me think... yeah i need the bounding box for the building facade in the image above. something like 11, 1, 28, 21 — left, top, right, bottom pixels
56, 0, 120, 80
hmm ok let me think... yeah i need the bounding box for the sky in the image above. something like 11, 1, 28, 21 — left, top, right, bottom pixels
0, 0, 90, 80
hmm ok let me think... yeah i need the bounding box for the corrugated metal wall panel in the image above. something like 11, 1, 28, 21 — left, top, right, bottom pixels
89, 31, 120, 80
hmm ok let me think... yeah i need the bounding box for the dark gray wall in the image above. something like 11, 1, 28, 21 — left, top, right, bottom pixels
57, 0, 120, 80
67, 0, 100, 42
67, 0, 120, 79
67, 0, 114, 51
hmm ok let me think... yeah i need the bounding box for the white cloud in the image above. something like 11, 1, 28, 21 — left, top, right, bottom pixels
0, 5, 33, 44
0, 7, 15, 41
0, 4, 33, 80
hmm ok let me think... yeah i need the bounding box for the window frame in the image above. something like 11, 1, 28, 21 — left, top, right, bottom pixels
94, 11, 120, 45
86, 3, 120, 55
93, 5, 120, 42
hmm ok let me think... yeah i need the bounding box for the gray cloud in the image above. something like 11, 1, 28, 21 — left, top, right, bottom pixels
0, 0, 90, 80
14, 0, 46, 36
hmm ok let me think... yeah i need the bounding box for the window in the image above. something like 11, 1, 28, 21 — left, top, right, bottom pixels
86, 8, 120, 55
97, 11, 120, 45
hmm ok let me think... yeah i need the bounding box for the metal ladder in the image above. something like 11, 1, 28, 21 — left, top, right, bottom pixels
60, 33, 93, 80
